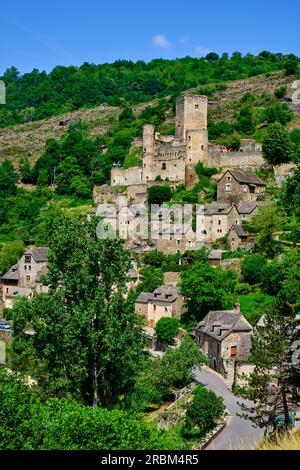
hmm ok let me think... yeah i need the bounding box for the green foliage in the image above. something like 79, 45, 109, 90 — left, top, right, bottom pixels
123, 147, 141, 169
234, 292, 275, 325
154, 317, 180, 344
0, 54, 296, 129
12, 214, 145, 408
280, 164, 300, 217
0, 160, 18, 198
129, 336, 207, 410
184, 386, 225, 436
148, 185, 172, 205
137, 266, 164, 293
0, 368, 178, 450
246, 202, 282, 256
262, 122, 294, 165
180, 260, 237, 321
241, 254, 267, 285
262, 103, 293, 126
274, 86, 287, 99
0, 240, 25, 276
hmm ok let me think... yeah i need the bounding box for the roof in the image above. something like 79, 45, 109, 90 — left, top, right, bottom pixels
136, 285, 179, 305
237, 201, 260, 215
196, 309, 252, 341
208, 249, 223, 260
222, 169, 266, 186
1, 263, 20, 282
27, 247, 48, 262
153, 285, 179, 303
136, 292, 153, 303
230, 224, 248, 237
201, 202, 234, 216
127, 268, 139, 279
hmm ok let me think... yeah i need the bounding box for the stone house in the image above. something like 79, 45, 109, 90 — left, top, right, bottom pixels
228, 224, 253, 252
217, 169, 266, 204
135, 285, 183, 328
194, 303, 253, 386
237, 201, 261, 221
199, 202, 240, 243
1, 247, 49, 309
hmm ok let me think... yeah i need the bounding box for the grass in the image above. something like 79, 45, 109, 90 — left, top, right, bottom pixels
258, 429, 300, 450
234, 292, 275, 325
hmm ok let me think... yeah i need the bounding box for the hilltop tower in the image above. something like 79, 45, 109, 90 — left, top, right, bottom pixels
176, 94, 208, 188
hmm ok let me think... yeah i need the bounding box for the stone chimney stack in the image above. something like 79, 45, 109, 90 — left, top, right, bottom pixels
234, 301, 240, 313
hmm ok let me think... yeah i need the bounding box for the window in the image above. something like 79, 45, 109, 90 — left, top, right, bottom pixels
176, 239, 180, 246
165, 307, 168, 312
188, 135, 191, 141
243, 185, 248, 192
162, 162, 166, 170
25, 255, 31, 264
26, 275, 31, 282
195, 104, 199, 109
225, 183, 231, 192
201, 145, 204, 150
230, 346, 237, 357
24, 265, 27, 270
218, 220, 221, 225
227, 176, 231, 181
153, 305, 156, 311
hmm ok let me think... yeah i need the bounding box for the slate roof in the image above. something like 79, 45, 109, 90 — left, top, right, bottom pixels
201, 202, 234, 216
1, 264, 20, 281
127, 268, 139, 279
136, 285, 179, 304
224, 169, 266, 186
5, 286, 32, 299
28, 247, 48, 262
208, 249, 223, 260
237, 201, 261, 215
196, 309, 252, 341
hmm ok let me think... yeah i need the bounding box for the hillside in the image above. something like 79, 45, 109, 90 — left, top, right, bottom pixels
1, 70, 299, 169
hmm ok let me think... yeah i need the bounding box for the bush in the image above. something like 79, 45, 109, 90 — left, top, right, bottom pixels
274, 86, 287, 99
154, 317, 179, 344
262, 122, 294, 165
184, 386, 225, 436
241, 254, 267, 285
148, 185, 172, 205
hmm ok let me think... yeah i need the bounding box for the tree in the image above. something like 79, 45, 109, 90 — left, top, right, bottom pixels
184, 386, 225, 435
263, 104, 293, 126
280, 164, 300, 217
0, 368, 179, 450
12, 215, 146, 408
246, 202, 282, 256
180, 261, 236, 321
205, 52, 219, 62
241, 254, 267, 285
154, 317, 179, 344
0, 160, 18, 197
143, 250, 166, 267
129, 336, 207, 409
262, 123, 293, 165
0, 240, 25, 276
238, 308, 300, 434
274, 86, 287, 99
137, 266, 164, 293
148, 185, 172, 205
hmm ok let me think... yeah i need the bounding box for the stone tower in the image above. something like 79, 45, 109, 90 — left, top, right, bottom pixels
176, 94, 208, 188
142, 124, 155, 183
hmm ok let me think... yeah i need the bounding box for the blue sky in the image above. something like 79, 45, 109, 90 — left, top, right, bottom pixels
0, 0, 299, 74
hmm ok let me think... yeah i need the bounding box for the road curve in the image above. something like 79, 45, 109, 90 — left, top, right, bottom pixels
195, 366, 264, 450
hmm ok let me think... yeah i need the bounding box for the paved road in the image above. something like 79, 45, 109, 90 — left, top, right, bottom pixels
195, 366, 264, 450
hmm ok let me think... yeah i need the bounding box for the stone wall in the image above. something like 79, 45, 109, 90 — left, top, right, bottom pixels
205, 152, 265, 169
111, 166, 142, 186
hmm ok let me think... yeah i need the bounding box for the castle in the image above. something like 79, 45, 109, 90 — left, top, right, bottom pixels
110, 94, 208, 189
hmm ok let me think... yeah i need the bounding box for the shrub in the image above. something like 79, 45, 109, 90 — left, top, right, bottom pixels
154, 317, 179, 344
184, 386, 225, 436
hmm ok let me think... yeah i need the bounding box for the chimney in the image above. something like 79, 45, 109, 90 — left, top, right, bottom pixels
234, 301, 240, 313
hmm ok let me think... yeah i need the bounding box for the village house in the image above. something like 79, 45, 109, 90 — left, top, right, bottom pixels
217, 169, 266, 204
135, 285, 183, 328
228, 224, 253, 252
194, 302, 253, 386
1, 247, 49, 309
236, 201, 261, 221
199, 202, 240, 243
